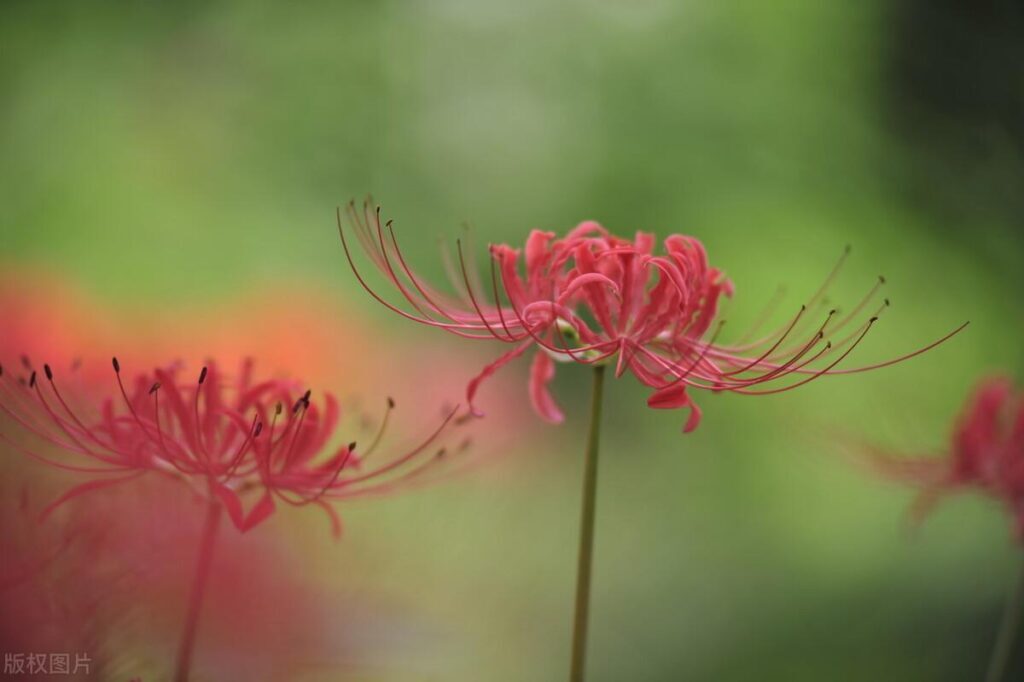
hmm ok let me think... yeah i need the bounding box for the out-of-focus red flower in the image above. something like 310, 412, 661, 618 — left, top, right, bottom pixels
0, 267, 530, 679
339, 202, 967, 433
0, 357, 457, 537
870, 376, 1024, 537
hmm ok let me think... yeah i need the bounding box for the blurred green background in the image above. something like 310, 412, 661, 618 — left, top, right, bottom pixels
2, 1, 1024, 680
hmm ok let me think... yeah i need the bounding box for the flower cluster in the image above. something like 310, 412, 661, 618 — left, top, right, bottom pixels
0, 357, 455, 536
339, 202, 966, 433
873, 377, 1024, 537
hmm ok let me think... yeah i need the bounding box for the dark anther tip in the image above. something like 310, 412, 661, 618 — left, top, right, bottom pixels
347, 441, 357, 452
112, 357, 121, 373
0, 364, 4, 377
302, 389, 312, 402
29, 371, 37, 388
843, 244, 852, 254
44, 364, 53, 381
884, 298, 891, 306
149, 382, 161, 395
385, 219, 393, 227
436, 448, 447, 458
275, 402, 283, 415
878, 275, 887, 284
800, 304, 807, 312
254, 422, 264, 437
387, 397, 396, 409
869, 316, 879, 323
829, 308, 837, 316
825, 341, 833, 349
20, 355, 31, 369
198, 367, 208, 385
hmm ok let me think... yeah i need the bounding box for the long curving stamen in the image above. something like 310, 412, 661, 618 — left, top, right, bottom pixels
457, 238, 515, 342
736, 317, 879, 395
822, 320, 970, 376
820, 276, 886, 340
719, 305, 808, 376
42, 364, 119, 454
280, 390, 312, 472
149, 382, 196, 475
377, 213, 465, 326
805, 244, 851, 312
336, 406, 459, 486
31, 371, 123, 467
0, 368, 98, 457
113, 357, 182, 462
488, 251, 517, 340
220, 414, 262, 482
360, 397, 395, 462
336, 207, 499, 339
275, 443, 358, 508
333, 445, 451, 499
646, 320, 728, 390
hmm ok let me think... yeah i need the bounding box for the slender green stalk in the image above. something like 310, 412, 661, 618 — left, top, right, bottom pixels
986, 555, 1024, 682
570, 365, 607, 682
174, 498, 223, 682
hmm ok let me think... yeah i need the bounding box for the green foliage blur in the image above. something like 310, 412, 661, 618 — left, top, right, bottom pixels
2, 1, 1023, 680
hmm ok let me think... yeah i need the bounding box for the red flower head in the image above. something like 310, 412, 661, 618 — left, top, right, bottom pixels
872, 376, 1024, 538
339, 202, 967, 433
0, 357, 457, 537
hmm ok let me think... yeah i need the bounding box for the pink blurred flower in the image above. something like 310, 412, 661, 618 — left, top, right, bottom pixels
0, 357, 456, 537
339, 203, 967, 433
871, 376, 1024, 538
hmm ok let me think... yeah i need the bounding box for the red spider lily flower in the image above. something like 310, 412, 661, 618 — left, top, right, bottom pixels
0, 357, 457, 537
338, 202, 968, 433
870, 376, 1024, 538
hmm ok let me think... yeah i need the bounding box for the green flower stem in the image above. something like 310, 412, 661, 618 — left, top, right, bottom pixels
570, 365, 607, 682
986, 554, 1024, 682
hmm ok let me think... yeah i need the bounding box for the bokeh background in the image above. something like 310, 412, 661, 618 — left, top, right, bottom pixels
2, 1, 1024, 680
